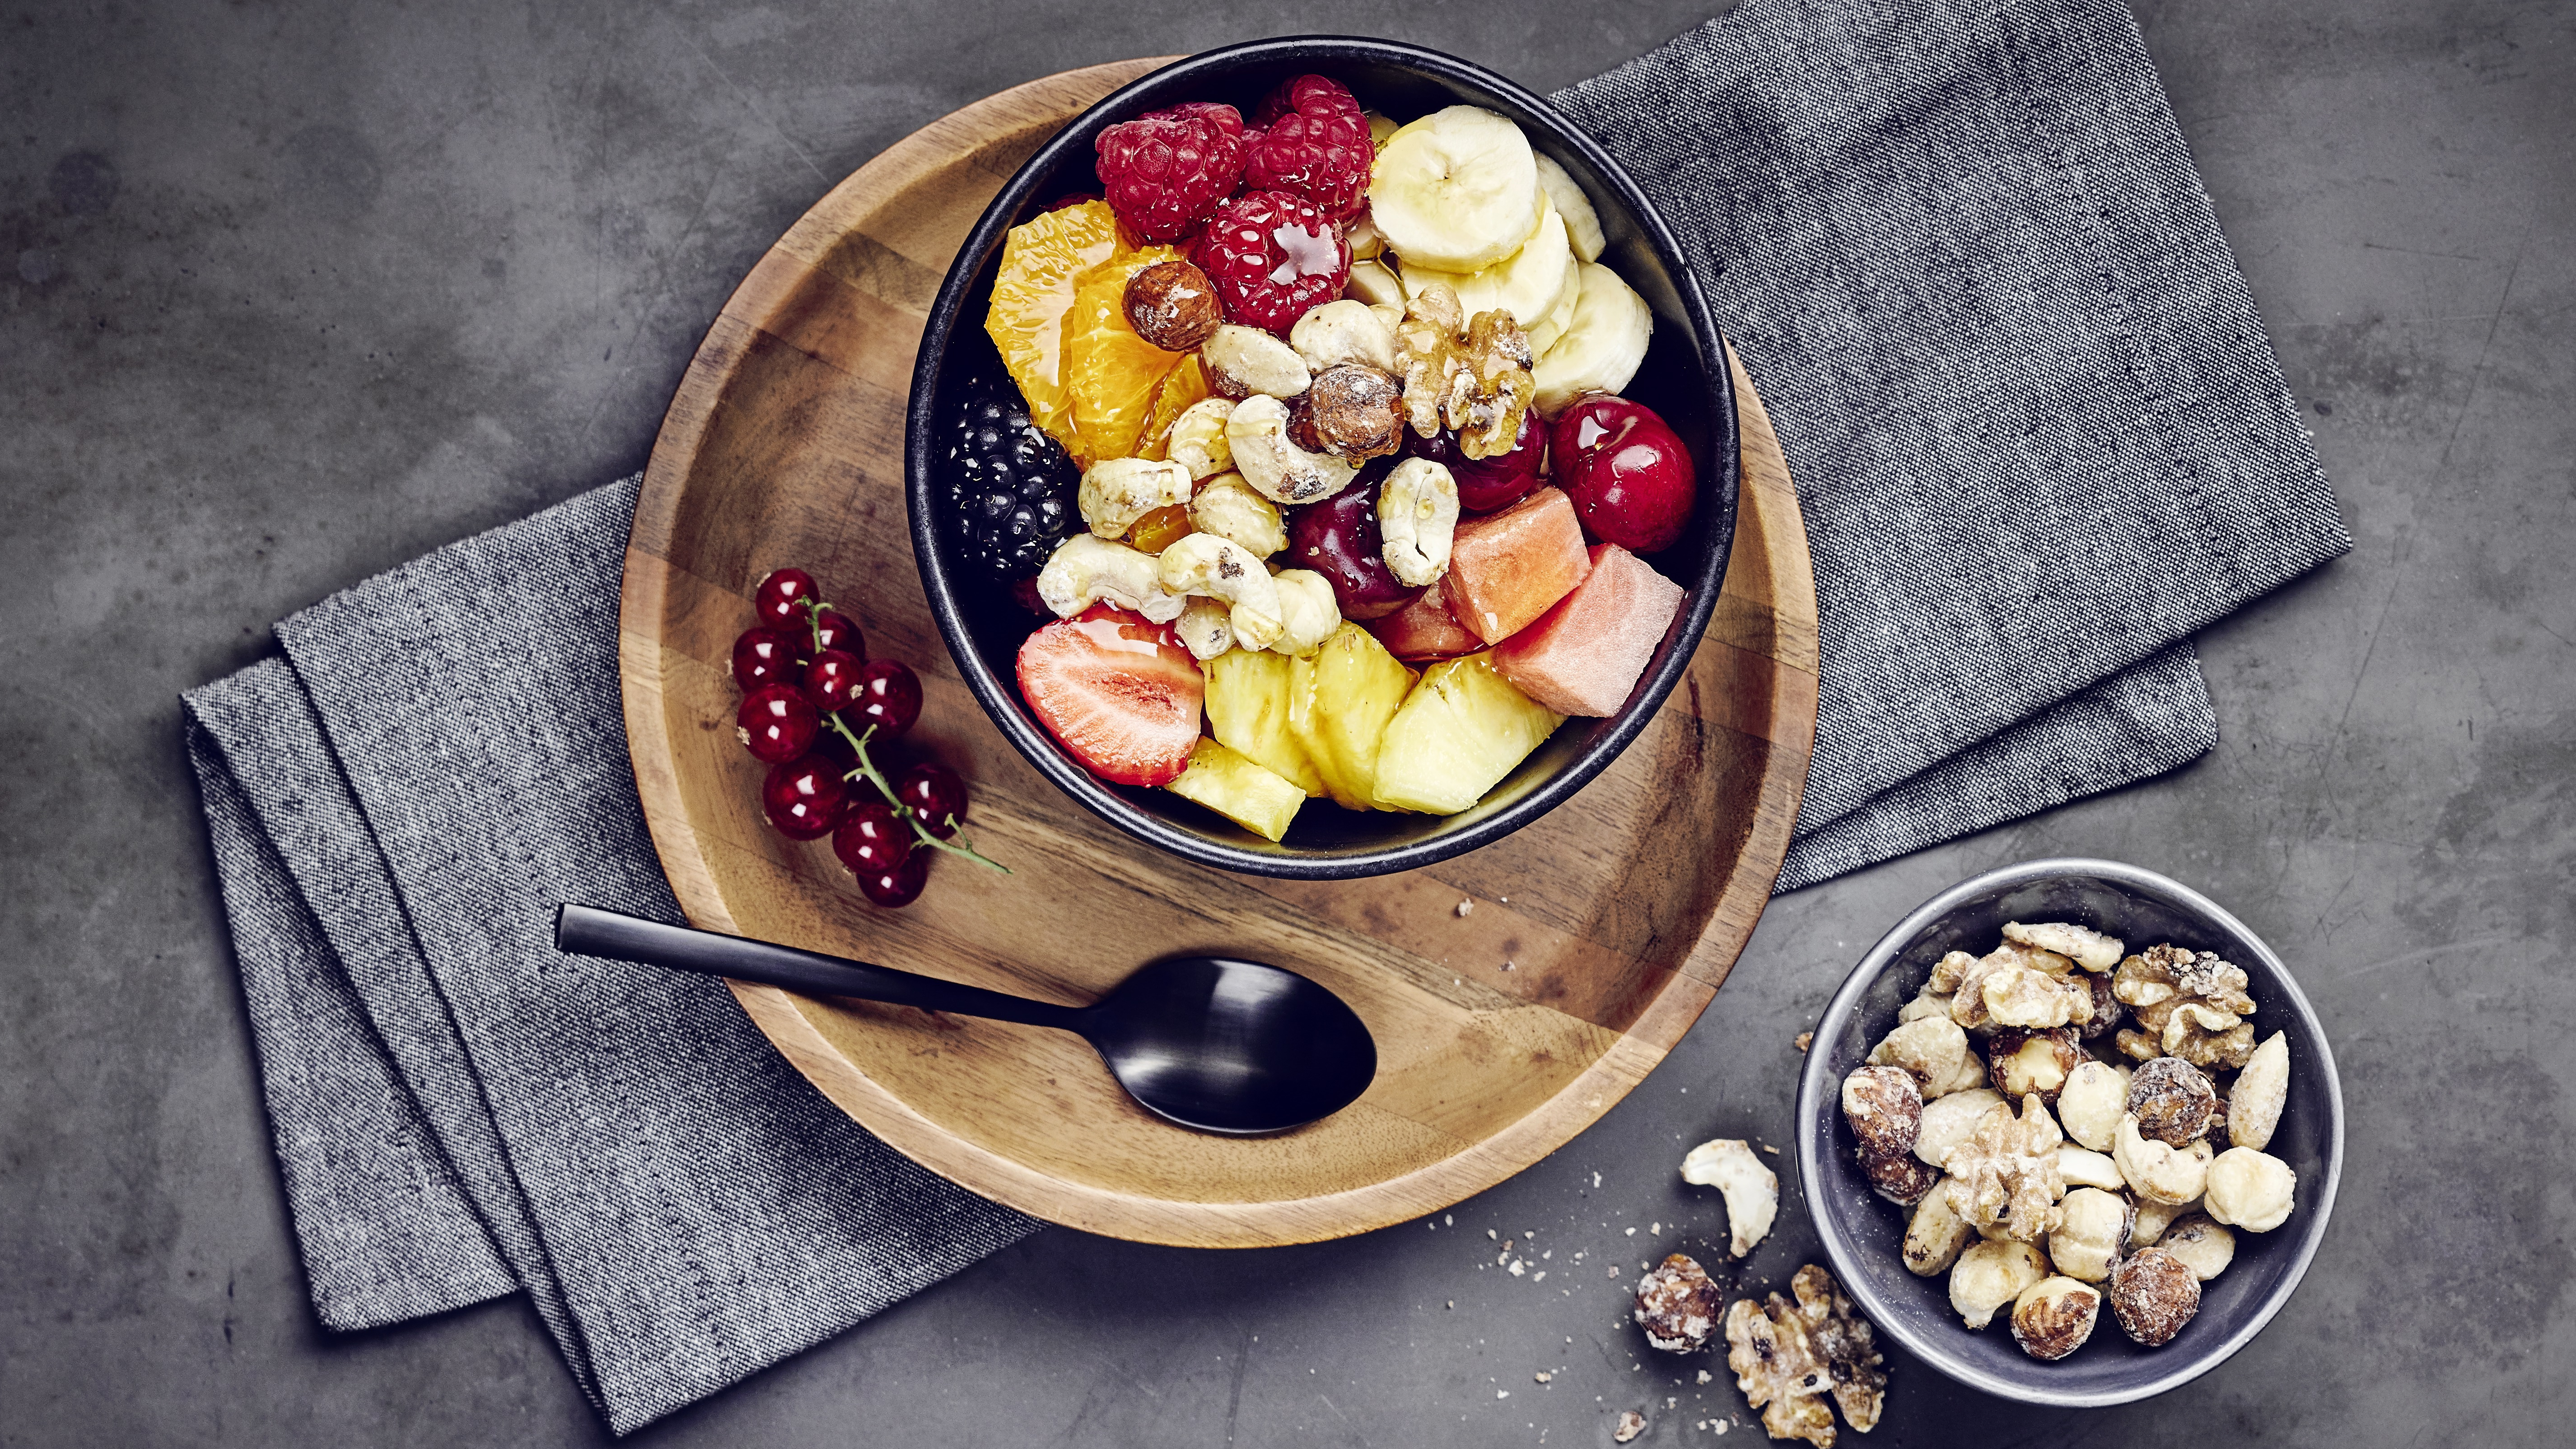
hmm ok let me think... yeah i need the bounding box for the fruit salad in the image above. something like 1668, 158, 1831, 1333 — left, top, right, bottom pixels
947, 74, 1699, 843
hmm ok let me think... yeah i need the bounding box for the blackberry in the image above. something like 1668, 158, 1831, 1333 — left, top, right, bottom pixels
943, 383, 1079, 582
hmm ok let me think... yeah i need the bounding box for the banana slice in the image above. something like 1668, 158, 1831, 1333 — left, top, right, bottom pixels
1533, 261, 1653, 418
1532, 153, 1606, 263
1526, 251, 1583, 357
1397, 200, 1572, 330
1369, 105, 1540, 274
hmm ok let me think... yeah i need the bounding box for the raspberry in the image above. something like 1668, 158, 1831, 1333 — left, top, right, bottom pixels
1190, 190, 1351, 336
1242, 75, 1373, 221
1092, 103, 1246, 243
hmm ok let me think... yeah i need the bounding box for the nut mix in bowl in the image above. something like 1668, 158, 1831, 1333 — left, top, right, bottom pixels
907, 38, 1737, 880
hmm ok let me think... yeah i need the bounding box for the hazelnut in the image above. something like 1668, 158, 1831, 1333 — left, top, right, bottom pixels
1912, 1087, 2005, 1169
2160, 1212, 2237, 1280
1949, 1238, 2048, 1330
1633, 1253, 1723, 1352
1863, 1147, 1942, 1207
2048, 1187, 2133, 1282
1869, 1014, 1972, 1097
2010, 1276, 2102, 1360
1841, 1064, 1923, 1160
1296, 363, 1405, 460
2075, 971, 2123, 1040
1902, 1178, 1976, 1276
1123, 258, 1222, 351
1986, 1026, 2083, 1102
2127, 1056, 2217, 1146
2055, 1059, 2129, 1151
2107, 1247, 2201, 1346
2204, 1146, 2297, 1232
2229, 1030, 2291, 1151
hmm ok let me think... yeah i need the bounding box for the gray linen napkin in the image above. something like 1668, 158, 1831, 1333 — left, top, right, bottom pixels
182, 0, 2348, 1432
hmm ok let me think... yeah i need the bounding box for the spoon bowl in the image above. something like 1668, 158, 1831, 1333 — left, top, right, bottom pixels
554, 905, 1375, 1136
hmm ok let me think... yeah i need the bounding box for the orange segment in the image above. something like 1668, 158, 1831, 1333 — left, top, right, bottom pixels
985, 200, 1125, 455
1135, 355, 1213, 464
1062, 246, 1189, 465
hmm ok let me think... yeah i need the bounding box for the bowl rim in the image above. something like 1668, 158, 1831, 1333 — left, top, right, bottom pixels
903, 34, 1738, 881
1793, 857, 2347, 1407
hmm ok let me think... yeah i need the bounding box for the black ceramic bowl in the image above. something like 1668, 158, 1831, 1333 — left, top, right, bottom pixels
905, 37, 1738, 880
1795, 859, 2344, 1406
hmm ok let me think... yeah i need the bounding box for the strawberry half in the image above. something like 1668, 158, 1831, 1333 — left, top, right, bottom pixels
1015, 604, 1205, 788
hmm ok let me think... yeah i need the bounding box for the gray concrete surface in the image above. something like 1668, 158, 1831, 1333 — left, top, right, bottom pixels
4, 0, 2568, 1443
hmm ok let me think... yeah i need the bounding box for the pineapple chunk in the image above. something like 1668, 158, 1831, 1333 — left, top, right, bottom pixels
1202, 648, 1327, 797
1288, 622, 1418, 811
1165, 739, 1305, 842
1372, 651, 1564, 815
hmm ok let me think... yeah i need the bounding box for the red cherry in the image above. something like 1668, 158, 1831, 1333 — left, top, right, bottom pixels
803, 649, 867, 712
852, 658, 923, 739
730, 627, 805, 692
761, 753, 846, 840
810, 608, 863, 659
1406, 410, 1547, 513
896, 763, 968, 839
1547, 396, 1697, 553
855, 849, 931, 907
753, 568, 819, 630
832, 801, 914, 876
736, 684, 819, 764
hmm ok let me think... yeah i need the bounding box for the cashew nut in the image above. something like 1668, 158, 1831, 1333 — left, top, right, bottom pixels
1227, 394, 1359, 504
1185, 473, 1286, 558
1200, 324, 1311, 400
1174, 596, 1234, 661
1164, 396, 1236, 480
1378, 457, 1459, 587
1343, 257, 1405, 309
1035, 535, 1186, 623
1267, 568, 1341, 656
1290, 299, 1398, 373
1158, 533, 1285, 651
1680, 1138, 1776, 1258
1078, 457, 1193, 539
2114, 1112, 2214, 1205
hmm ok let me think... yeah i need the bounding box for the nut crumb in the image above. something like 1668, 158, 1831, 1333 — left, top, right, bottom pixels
1698, 1369, 1713, 1384
1614, 1410, 1647, 1443
1456, 898, 1475, 917
1795, 1031, 1814, 1052
1535, 1370, 1553, 1383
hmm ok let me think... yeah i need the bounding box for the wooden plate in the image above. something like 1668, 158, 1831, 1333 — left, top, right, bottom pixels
620, 60, 1819, 1248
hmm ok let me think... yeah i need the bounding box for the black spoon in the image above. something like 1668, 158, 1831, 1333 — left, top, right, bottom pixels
554, 904, 1377, 1136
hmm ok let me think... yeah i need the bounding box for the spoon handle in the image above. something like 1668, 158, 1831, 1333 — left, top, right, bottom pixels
554, 904, 1084, 1032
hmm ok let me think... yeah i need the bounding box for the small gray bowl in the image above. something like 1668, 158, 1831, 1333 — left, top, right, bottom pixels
1793, 858, 2344, 1406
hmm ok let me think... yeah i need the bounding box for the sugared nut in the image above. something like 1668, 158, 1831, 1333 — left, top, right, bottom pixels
1681, 1138, 1777, 1257
2127, 1056, 2217, 1146
1987, 1026, 2083, 1102
2076, 971, 2124, 1041
2003, 921, 2125, 972
2165, 1000, 2257, 1070
1986, 939, 2079, 980
1612, 1410, 1646, 1444
1721, 1269, 1886, 1443
2115, 1113, 2214, 1205
2160, 1213, 2237, 1280
1931, 1046, 1991, 1098
1786, 1264, 1885, 1433
1897, 987, 1955, 1024
2010, 1276, 2103, 1360
1288, 298, 1398, 373
2129, 1195, 2195, 1248
2114, 945, 2256, 1061
1123, 258, 1223, 351
1946, 1095, 2066, 1241
2204, 1146, 2297, 1232
1949, 1238, 2049, 1330
1913, 1087, 2006, 1169
2056, 1144, 2126, 1192
1863, 1148, 1942, 1207
1868, 1015, 1972, 1098
1841, 1064, 1923, 1160
1902, 1178, 1976, 1276
2055, 1060, 2129, 1151
1927, 950, 1981, 994
1077, 457, 1195, 539
1983, 964, 2076, 1029
2230, 1030, 2291, 1150
1633, 1253, 1722, 1351
1296, 363, 1406, 460
1947, 954, 2006, 1033
2107, 1247, 2201, 1346
1186, 474, 1287, 558
1162, 397, 1237, 481
2049, 1187, 2134, 1282
1201, 323, 1312, 400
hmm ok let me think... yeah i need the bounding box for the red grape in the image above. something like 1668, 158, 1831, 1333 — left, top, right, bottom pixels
810, 608, 863, 659
761, 753, 847, 840
896, 763, 968, 839
753, 568, 819, 630
1285, 464, 1424, 620
736, 684, 819, 764
1548, 396, 1696, 553
831, 801, 913, 875
730, 627, 804, 692
802, 648, 867, 713
855, 850, 931, 907
1406, 410, 1547, 513
852, 658, 923, 738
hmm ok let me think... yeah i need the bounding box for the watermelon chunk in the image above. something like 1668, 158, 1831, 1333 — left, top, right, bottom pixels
1367, 574, 1482, 662
1489, 543, 1685, 717
1446, 486, 1591, 644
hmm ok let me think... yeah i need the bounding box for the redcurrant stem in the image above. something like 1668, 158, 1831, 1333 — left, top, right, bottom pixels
798, 594, 834, 657
825, 713, 1012, 875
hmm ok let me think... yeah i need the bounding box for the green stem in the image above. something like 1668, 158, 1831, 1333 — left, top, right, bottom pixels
800, 594, 831, 657
905, 811, 1013, 874
826, 714, 901, 806
824, 713, 1012, 875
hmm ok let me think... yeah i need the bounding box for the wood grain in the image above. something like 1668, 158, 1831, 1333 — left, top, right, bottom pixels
620, 60, 1819, 1247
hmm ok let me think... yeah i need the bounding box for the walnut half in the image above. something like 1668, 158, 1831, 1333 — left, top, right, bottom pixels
1722, 1265, 1885, 1448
